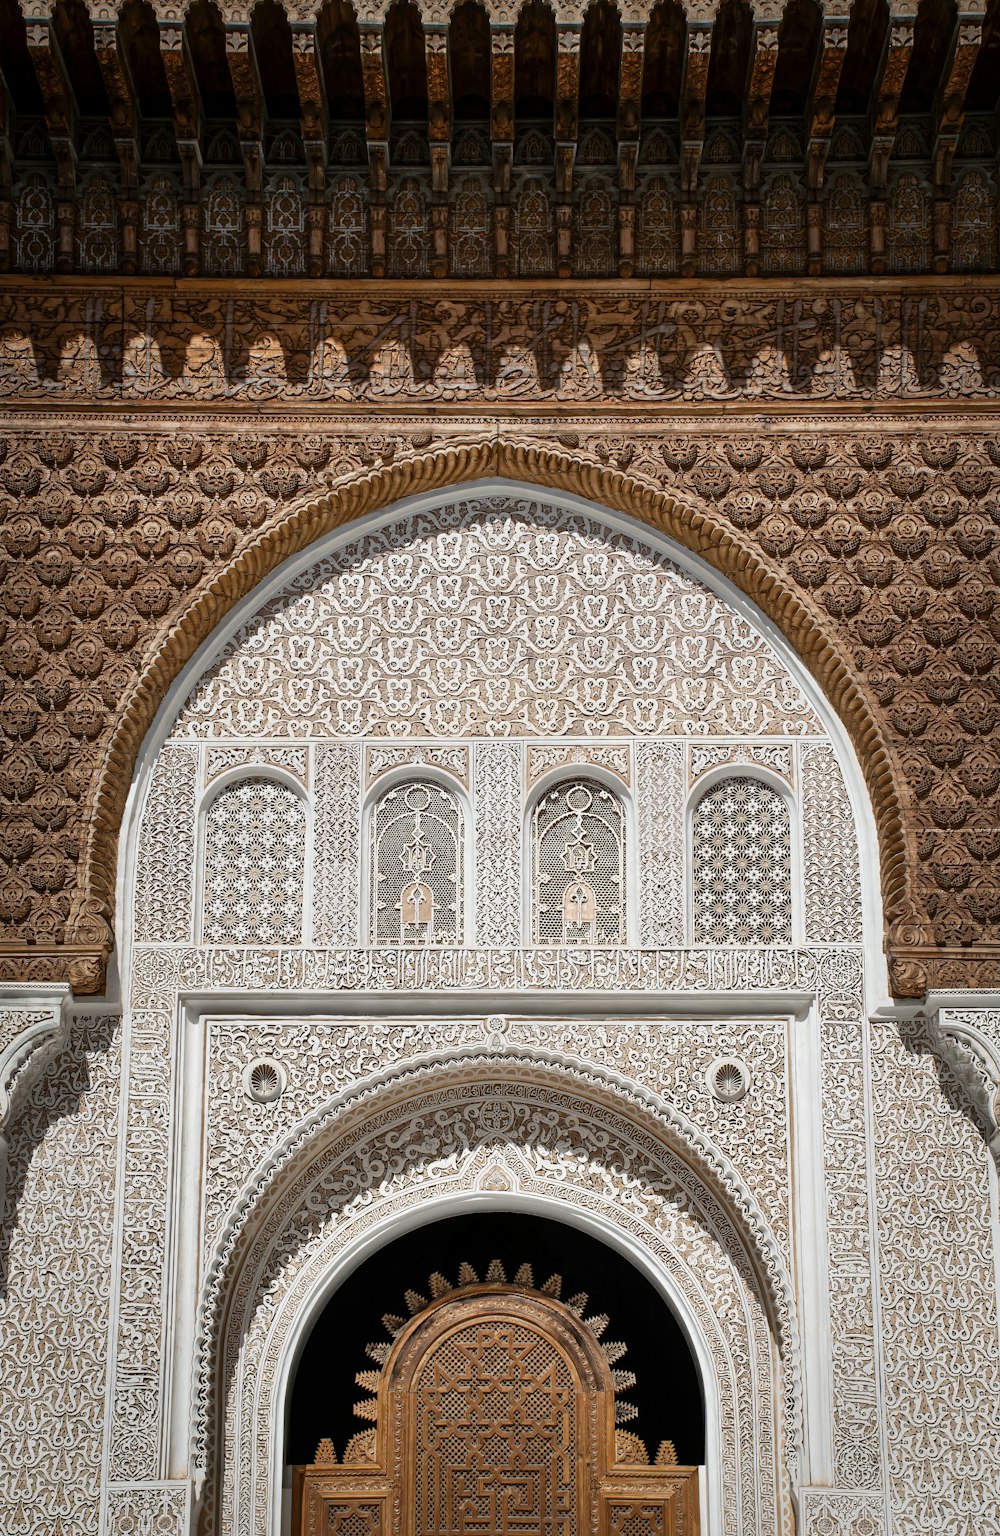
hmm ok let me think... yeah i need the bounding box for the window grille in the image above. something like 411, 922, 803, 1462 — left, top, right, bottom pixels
450, 175, 492, 277
13, 174, 55, 273
326, 175, 370, 276
370, 781, 463, 945
636, 175, 679, 276
141, 173, 182, 275
574, 176, 616, 276
263, 173, 307, 276
691, 777, 792, 945
202, 777, 306, 945
75, 174, 118, 272
531, 780, 626, 945
202, 174, 245, 275
387, 175, 431, 277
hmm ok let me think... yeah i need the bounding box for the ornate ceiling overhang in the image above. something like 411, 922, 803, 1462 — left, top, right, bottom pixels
0, 0, 998, 279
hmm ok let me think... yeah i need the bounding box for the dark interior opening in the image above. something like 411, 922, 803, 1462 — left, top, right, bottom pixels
287, 1211, 707, 1468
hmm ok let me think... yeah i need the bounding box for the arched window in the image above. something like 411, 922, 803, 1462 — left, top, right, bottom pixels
370, 780, 464, 945
202, 777, 307, 944
531, 779, 626, 944
691, 776, 792, 944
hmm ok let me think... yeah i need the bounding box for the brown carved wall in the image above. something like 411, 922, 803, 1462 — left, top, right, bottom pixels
2, 276, 999, 998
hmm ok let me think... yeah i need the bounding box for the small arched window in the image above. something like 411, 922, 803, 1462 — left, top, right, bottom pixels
531, 779, 626, 945
370, 780, 464, 945
691, 776, 792, 944
202, 777, 307, 944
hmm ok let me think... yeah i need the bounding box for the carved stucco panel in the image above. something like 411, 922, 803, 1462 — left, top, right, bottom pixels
313, 745, 362, 947
137, 942, 861, 1004
170, 498, 822, 741
133, 748, 199, 946
109, 993, 178, 1483
798, 1490, 887, 1536
206, 1080, 791, 1536
820, 1022, 884, 1492
104, 1483, 191, 1536
201, 1015, 791, 1258
802, 745, 863, 946
636, 741, 685, 946
474, 744, 522, 947
870, 1018, 1000, 1536
0, 1014, 122, 1536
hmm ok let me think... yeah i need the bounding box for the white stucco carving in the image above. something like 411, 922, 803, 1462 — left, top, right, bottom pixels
6, 491, 998, 1536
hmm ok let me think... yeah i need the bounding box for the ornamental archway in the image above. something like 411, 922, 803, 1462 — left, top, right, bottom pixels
93, 456, 901, 998
112, 482, 872, 1536
199, 1058, 798, 1536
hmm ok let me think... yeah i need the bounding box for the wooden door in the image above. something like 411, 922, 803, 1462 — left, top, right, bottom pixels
294, 1280, 698, 1536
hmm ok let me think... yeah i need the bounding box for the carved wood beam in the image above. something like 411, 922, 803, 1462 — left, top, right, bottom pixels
490, 24, 514, 276
741, 17, 778, 277
869, 0, 917, 191
617, 23, 644, 277
24, 12, 76, 186
742, 21, 778, 197
359, 24, 390, 277
555, 21, 581, 277
24, 11, 77, 268
0, 60, 11, 188
92, 18, 141, 272
679, 8, 713, 274
290, 23, 327, 277
679, 11, 711, 194
0, 62, 13, 269
224, 22, 266, 274
804, 9, 849, 192
158, 21, 202, 275
425, 24, 451, 278
868, 0, 918, 272
93, 18, 140, 187
932, 7, 983, 193
291, 23, 327, 184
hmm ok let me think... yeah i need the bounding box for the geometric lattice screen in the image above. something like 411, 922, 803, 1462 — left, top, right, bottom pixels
691, 776, 793, 945
202, 776, 307, 944
413, 1318, 578, 1536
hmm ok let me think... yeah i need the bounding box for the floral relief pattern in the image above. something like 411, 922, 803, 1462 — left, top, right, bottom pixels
801, 745, 863, 945
173, 499, 821, 741
208, 1073, 789, 1536
0, 1015, 122, 1536
0, 419, 997, 995
870, 1020, 1000, 1536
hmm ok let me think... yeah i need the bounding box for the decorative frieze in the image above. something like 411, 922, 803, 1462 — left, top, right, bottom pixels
2, 283, 1000, 407
132, 942, 863, 1010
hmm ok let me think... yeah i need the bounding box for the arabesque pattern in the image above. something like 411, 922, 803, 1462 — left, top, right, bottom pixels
0, 405, 998, 994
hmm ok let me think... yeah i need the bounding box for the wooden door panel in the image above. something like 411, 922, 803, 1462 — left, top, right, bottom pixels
295, 1283, 698, 1536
